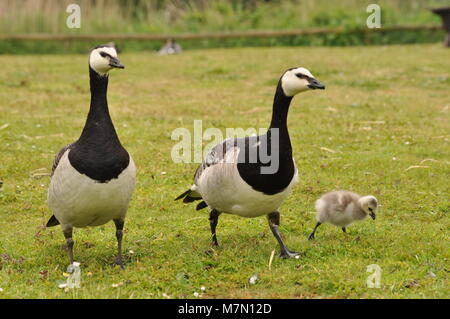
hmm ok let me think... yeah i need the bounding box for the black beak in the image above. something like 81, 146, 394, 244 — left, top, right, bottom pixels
370, 212, 376, 220
308, 78, 325, 90
109, 57, 125, 69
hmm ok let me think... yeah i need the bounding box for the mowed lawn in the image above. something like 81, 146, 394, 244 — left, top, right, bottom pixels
0, 44, 448, 299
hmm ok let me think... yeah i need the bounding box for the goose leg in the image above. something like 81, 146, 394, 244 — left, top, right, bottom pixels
342, 227, 346, 233
209, 209, 220, 246
308, 222, 321, 240
63, 227, 74, 264
113, 219, 125, 270
267, 211, 299, 259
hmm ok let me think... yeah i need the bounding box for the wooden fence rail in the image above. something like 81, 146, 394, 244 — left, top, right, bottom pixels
0, 24, 441, 42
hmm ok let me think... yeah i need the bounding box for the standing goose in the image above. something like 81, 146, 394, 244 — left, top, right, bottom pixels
176, 67, 325, 258
46, 45, 136, 269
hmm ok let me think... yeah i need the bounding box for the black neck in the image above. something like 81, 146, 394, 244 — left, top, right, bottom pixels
269, 81, 293, 130
78, 67, 118, 142
68, 66, 130, 183
236, 80, 295, 195
268, 80, 293, 149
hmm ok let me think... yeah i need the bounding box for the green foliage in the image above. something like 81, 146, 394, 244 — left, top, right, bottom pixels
0, 45, 449, 298
0, 0, 448, 53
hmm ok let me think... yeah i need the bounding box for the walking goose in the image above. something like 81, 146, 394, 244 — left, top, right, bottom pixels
308, 191, 378, 240
176, 67, 325, 258
46, 45, 136, 269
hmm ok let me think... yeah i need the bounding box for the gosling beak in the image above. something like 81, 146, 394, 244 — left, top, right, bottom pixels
308, 78, 325, 90
109, 57, 125, 69
370, 212, 376, 220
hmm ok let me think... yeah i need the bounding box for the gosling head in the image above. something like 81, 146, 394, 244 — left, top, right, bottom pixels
359, 195, 378, 220
89, 45, 124, 76
280, 67, 325, 97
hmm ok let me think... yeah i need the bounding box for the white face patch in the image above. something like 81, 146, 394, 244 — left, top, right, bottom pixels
360, 195, 378, 213
281, 67, 315, 97
89, 46, 118, 75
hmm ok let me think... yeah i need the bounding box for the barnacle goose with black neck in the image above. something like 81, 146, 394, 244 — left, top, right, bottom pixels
46, 45, 136, 269
176, 67, 325, 258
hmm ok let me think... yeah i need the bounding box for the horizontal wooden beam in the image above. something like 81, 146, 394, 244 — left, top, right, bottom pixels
0, 25, 441, 42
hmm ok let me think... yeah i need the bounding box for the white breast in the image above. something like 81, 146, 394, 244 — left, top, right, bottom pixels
48, 150, 136, 228
196, 147, 298, 218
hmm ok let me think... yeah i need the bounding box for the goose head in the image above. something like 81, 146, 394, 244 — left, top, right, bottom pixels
89, 45, 124, 76
280, 67, 325, 97
359, 195, 378, 220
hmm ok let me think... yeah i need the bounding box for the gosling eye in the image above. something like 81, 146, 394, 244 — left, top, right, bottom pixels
368, 207, 373, 212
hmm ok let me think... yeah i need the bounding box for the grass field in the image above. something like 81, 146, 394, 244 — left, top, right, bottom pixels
0, 44, 449, 299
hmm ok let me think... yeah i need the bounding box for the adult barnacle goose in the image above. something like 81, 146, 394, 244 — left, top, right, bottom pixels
46, 45, 136, 269
176, 67, 325, 258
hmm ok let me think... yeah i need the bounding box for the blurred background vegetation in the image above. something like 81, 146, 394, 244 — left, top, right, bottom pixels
0, 0, 449, 53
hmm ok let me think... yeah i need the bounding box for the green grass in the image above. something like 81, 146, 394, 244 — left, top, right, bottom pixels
0, 44, 449, 299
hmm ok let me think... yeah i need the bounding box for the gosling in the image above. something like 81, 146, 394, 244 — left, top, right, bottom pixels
308, 191, 378, 240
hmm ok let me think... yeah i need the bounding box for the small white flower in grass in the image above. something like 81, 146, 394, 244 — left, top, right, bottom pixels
129, 250, 134, 254
0, 288, 3, 292
200, 286, 206, 291
392, 157, 397, 161
161, 171, 167, 175
193, 292, 200, 297
58, 283, 67, 289
295, 255, 300, 259
112, 282, 123, 288
249, 274, 258, 285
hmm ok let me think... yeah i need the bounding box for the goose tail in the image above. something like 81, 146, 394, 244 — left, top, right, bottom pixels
196, 201, 208, 211
175, 185, 202, 203
46, 215, 60, 227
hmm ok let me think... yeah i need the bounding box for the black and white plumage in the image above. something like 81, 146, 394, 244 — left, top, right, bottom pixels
46, 45, 136, 269
176, 67, 325, 258
308, 191, 378, 240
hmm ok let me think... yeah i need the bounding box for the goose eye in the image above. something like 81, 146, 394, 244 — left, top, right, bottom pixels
99, 52, 108, 58
295, 73, 305, 79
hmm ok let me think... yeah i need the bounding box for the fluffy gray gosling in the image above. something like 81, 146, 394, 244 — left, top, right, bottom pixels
308, 191, 378, 240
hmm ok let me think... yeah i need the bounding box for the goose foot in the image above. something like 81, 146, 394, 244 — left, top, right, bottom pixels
114, 256, 125, 270
63, 227, 74, 264
267, 211, 300, 260
308, 222, 321, 241
209, 209, 221, 247
113, 219, 125, 270
279, 249, 300, 259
